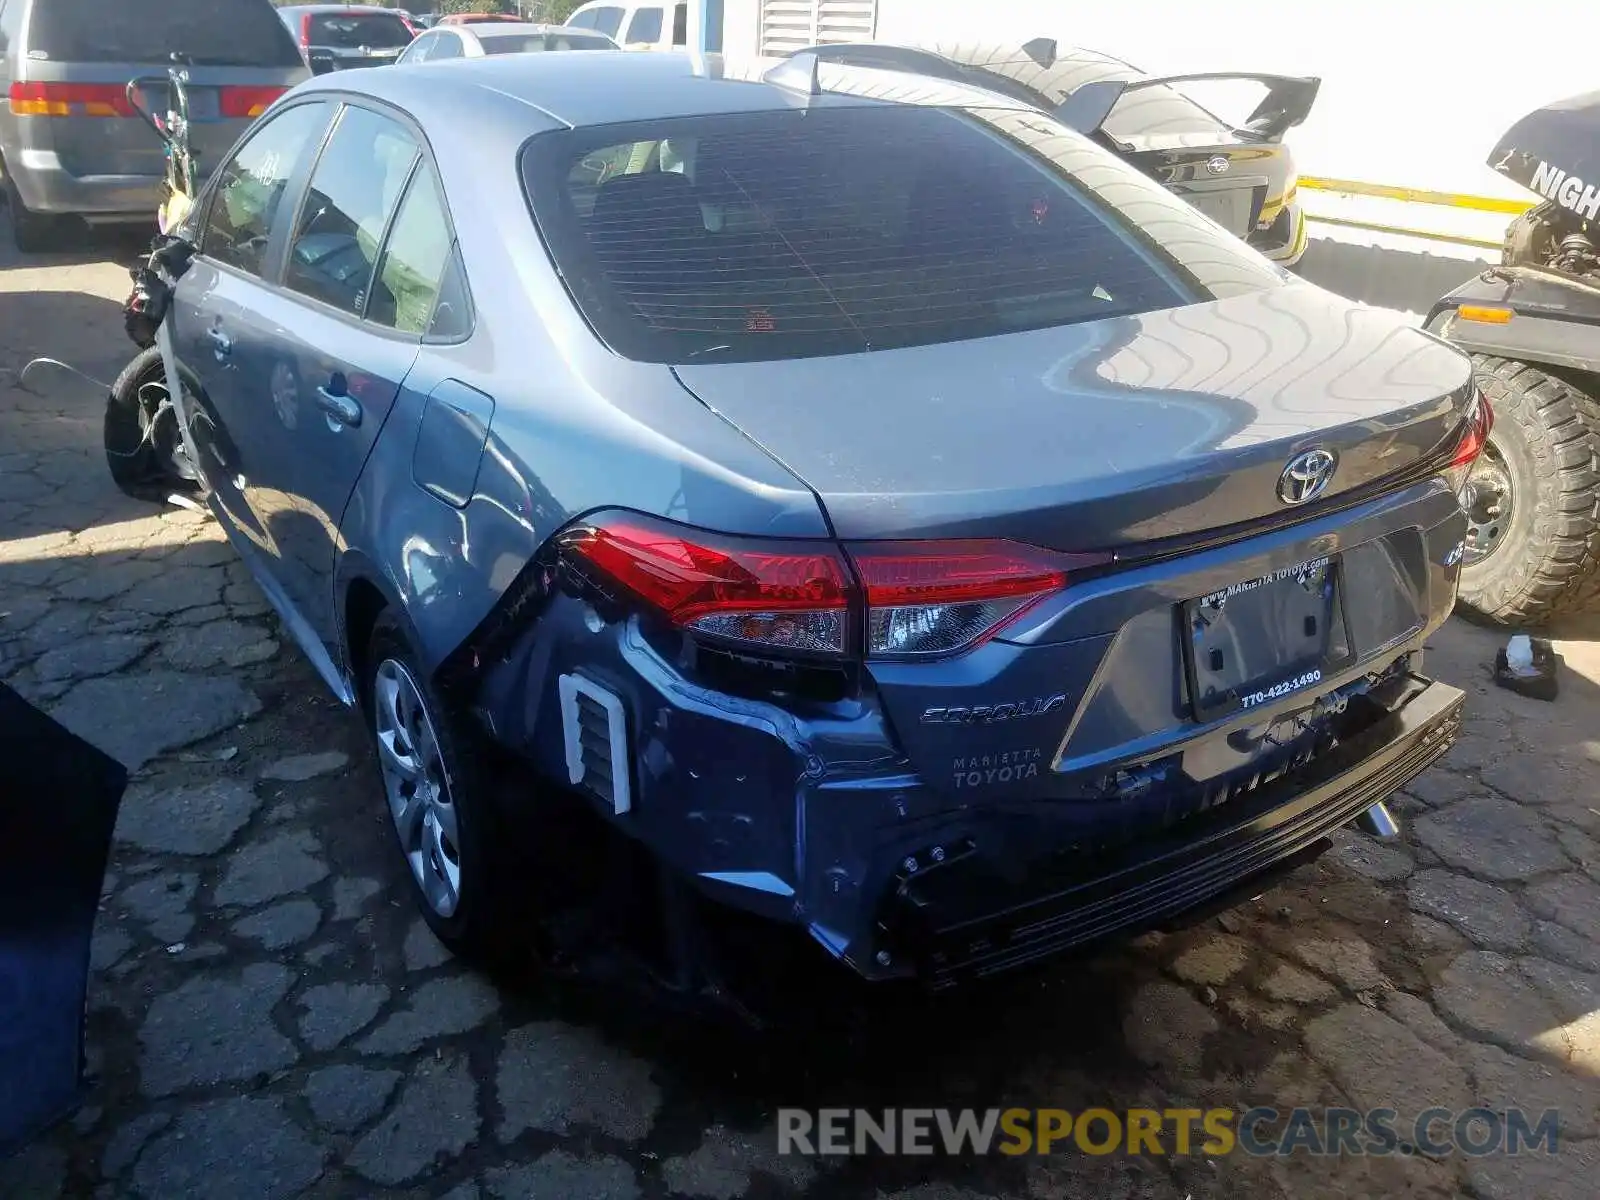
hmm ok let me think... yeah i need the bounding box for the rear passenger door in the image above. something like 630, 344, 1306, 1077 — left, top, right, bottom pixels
243, 102, 456, 663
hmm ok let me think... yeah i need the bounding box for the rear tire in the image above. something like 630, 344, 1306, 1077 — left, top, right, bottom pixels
2, 168, 67, 254
361, 610, 525, 966
1456, 355, 1600, 625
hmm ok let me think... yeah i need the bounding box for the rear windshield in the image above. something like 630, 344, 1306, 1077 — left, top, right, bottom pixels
307, 12, 415, 50
481, 32, 614, 54
28, 0, 304, 67
521, 105, 1207, 364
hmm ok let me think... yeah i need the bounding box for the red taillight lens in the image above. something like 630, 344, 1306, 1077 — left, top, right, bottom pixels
849, 541, 1079, 658
563, 513, 1105, 661
565, 516, 852, 656
1444, 389, 1494, 493
300, 14, 315, 45
220, 85, 287, 119
8, 81, 133, 117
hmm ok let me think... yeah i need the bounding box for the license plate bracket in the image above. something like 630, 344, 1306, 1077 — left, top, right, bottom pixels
1180, 555, 1356, 722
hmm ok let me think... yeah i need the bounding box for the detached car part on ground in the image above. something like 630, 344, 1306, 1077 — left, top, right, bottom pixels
1426, 91, 1600, 625
796, 38, 1315, 267
120, 51, 1480, 989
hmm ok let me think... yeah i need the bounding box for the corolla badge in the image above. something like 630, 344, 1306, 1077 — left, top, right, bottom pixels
1206, 155, 1230, 175
1277, 448, 1338, 506
920, 694, 1068, 725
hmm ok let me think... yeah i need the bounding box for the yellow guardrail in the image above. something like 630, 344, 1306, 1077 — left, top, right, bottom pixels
1298, 176, 1532, 215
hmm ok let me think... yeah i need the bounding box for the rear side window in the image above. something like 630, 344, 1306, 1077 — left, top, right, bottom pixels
27, 0, 303, 67
482, 33, 612, 54
307, 12, 415, 50
285, 106, 419, 318
370, 164, 456, 335
521, 105, 1191, 364
623, 6, 662, 43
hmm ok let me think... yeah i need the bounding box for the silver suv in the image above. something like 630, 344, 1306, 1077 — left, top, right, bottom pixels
0, 0, 308, 251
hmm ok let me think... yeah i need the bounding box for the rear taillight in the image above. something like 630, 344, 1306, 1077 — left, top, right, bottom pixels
564, 517, 852, 656
8, 81, 133, 117
300, 14, 315, 45
562, 513, 1104, 661
1444, 388, 1494, 494
220, 85, 287, 119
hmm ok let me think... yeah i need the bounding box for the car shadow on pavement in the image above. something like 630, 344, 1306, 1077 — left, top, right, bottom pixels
0, 204, 154, 272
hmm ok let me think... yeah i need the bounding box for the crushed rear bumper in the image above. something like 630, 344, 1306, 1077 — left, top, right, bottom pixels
873, 673, 1462, 988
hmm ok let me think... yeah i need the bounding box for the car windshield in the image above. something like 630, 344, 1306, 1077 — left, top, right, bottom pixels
521, 103, 1279, 365
480, 32, 613, 54
28, 0, 305, 67
308, 12, 415, 49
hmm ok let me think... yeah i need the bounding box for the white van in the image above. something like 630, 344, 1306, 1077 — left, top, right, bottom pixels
564, 1, 687, 50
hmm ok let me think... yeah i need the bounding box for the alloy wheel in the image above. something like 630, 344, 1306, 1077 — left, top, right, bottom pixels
372, 658, 462, 918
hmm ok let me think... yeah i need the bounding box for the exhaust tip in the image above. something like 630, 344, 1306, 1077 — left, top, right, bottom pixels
1352, 800, 1401, 840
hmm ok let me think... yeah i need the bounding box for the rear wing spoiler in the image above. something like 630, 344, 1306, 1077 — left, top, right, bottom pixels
793, 41, 1320, 143
1090, 70, 1322, 143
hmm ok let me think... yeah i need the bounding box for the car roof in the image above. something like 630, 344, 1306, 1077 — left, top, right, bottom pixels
305, 49, 1040, 130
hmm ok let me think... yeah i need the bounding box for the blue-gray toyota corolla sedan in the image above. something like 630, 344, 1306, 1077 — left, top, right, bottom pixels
162, 49, 1487, 985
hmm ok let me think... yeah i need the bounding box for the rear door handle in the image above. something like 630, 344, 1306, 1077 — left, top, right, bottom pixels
206, 327, 232, 359
315, 385, 362, 429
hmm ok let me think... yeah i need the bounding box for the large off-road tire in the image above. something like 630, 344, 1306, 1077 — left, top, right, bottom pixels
1, 167, 67, 254
1457, 355, 1600, 625
361, 610, 524, 966
104, 346, 204, 505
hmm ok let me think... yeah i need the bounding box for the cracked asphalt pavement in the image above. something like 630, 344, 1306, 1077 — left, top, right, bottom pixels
2, 221, 1598, 1200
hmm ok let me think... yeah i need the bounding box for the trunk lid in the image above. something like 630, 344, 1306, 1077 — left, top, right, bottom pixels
672, 282, 1474, 548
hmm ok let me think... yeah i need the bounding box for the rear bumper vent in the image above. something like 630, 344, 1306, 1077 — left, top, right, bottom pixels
557, 674, 631, 815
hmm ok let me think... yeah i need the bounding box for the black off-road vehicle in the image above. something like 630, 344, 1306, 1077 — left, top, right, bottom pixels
1427, 93, 1600, 625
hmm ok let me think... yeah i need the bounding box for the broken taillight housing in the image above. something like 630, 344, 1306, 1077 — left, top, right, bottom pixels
1443, 388, 1494, 494
561, 512, 1104, 661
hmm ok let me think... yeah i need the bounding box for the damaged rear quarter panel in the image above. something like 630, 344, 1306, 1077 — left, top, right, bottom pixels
334, 287, 831, 684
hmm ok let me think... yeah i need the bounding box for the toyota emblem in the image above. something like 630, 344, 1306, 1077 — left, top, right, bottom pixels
1277, 449, 1338, 505
1206, 155, 1230, 175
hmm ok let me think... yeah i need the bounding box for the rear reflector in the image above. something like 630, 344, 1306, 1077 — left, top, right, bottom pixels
562, 513, 1107, 661
8, 81, 133, 118
220, 86, 288, 119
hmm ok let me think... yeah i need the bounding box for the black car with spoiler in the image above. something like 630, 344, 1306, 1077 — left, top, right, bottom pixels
795, 37, 1318, 266
1425, 91, 1600, 626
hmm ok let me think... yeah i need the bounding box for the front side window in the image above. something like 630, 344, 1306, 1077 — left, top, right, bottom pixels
201, 101, 331, 277
623, 6, 662, 44
521, 104, 1275, 364
369, 164, 456, 335
285, 106, 419, 318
